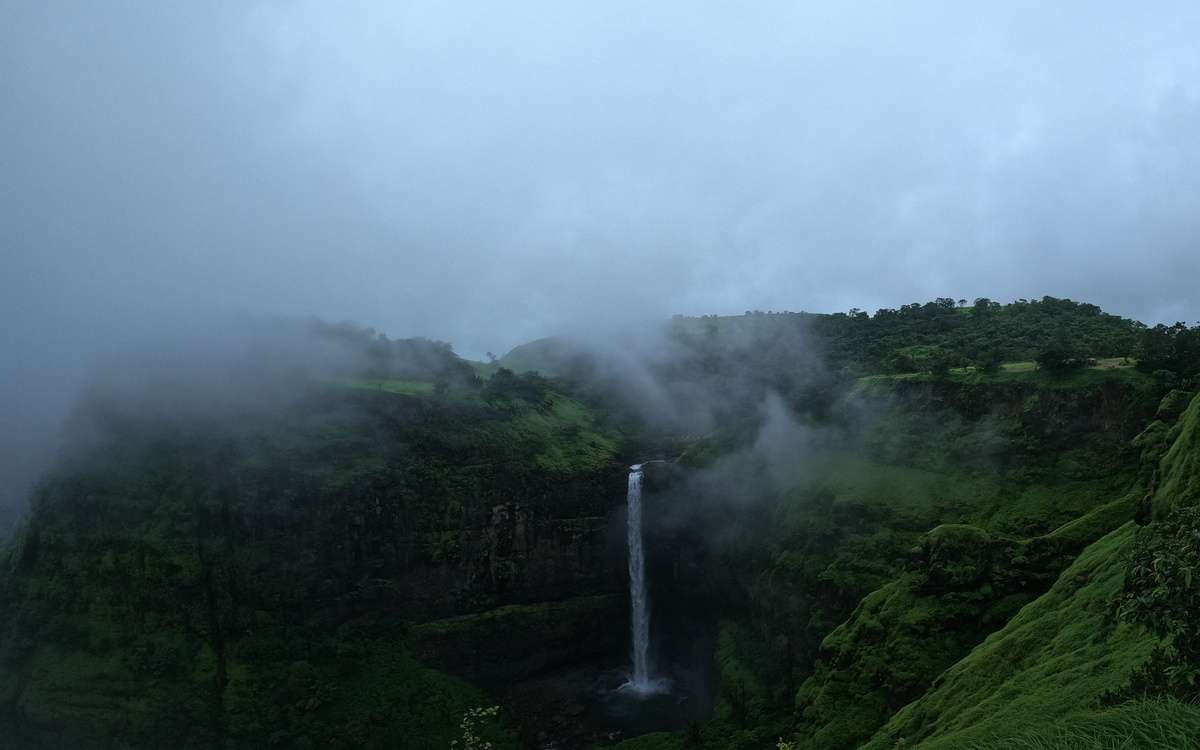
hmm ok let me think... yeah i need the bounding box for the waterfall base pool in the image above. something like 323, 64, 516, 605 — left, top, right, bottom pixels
501, 657, 714, 749
616, 674, 672, 696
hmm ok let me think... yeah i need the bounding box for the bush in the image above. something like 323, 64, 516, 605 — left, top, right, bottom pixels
976, 349, 1004, 374
1118, 507, 1200, 701
888, 353, 921, 374
1035, 344, 1085, 374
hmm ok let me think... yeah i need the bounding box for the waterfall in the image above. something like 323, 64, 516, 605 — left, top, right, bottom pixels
624, 463, 655, 693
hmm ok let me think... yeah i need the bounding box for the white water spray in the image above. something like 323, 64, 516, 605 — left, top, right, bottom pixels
623, 463, 664, 694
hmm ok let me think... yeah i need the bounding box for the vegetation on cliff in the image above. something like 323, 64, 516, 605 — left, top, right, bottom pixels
0, 326, 622, 748
3, 303, 1200, 749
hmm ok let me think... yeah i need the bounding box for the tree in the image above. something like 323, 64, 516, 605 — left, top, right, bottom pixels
1135, 323, 1200, 380
888, 353, 920, 374
976, 349, 1004, 374
1035, 337, 1084, 374
1119, 508, 1200, 701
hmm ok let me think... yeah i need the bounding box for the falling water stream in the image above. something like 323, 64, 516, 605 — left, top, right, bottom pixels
625, 464, 651, 690
622, 463, 668, 695
512, 461, 705, 745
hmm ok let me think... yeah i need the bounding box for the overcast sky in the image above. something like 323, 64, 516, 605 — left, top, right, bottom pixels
3, 1, 1200, 505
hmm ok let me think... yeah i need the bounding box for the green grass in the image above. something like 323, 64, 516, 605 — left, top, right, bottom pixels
787, 494, 1137, 750
330, 375, 436, 395
330, 374, 620, 477
857, 362, 1154, 390
777, 447, 1133, 538
1151, 392, 1200, 518
863, 523, 1157, 749
960, 699, 1200, 750
308, 642, 517, 750
1002, 361, 1038, 373
609, 731, 687, 750
471, 393, 619, 475
496, 337, 578, 376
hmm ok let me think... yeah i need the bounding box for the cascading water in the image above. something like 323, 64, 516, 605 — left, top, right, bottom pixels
622, 463, 665, 695
626, 464, 651, 689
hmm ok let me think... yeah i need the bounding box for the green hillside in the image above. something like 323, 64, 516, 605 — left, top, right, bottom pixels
2, 304, 1200, 749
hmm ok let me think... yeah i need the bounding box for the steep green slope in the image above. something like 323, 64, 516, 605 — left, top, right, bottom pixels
1151, 391, 1200, 518
862, 522, 1154, 748
790, 504, 1134, 750
847, 392, 1200, 749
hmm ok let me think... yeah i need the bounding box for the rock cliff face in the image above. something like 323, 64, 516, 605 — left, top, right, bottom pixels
0, 385, 632, 747
395, 472, 628, 622
402, 474, 632, 682
412, 594, 624, 684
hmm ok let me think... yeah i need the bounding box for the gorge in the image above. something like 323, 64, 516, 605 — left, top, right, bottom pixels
2, 300, 1200, 750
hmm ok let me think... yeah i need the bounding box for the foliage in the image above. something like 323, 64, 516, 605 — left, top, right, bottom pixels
863, 524, 1156, 749
635, 372, 1154, 750
1147, 392, 1200, 519
1, 299, 1192, 749
499, 297, 1155, 440
450, 705, 502, 750
807, 295, 1140, 378
311, 320, 481, 390
975, 348, 1005, 374
481, 368, 553, 409
0, 364, 616, 747
788, 508, 1128, 750
1118, 507, 1200, 700
714, 621, 771, 728
1134, 322, 1200, 383
1034, 338, 1088, 374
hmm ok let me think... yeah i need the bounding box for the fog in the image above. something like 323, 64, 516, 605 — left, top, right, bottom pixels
3, 1, 1200, 515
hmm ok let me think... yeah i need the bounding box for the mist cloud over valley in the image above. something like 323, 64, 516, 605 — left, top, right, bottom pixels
4, 5, 1200, 748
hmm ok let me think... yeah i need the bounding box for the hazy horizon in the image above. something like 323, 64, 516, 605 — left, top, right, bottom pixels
4, 1, 1200, 514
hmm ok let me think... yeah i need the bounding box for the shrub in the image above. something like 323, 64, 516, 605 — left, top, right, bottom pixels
1118, 507, 1200, 700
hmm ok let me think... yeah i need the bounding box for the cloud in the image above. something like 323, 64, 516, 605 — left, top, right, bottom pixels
3, 0, 1199, 509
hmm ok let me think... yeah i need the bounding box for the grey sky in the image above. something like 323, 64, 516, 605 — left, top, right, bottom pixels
2, 1, 1200, 507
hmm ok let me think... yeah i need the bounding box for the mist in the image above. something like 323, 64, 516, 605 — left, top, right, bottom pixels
4, 1, 1200, 519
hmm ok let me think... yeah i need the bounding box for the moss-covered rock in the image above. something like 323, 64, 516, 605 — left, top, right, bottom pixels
911, 524, 994, 592
1151, 392, 1200, 519
1154, 389, 1196, 423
